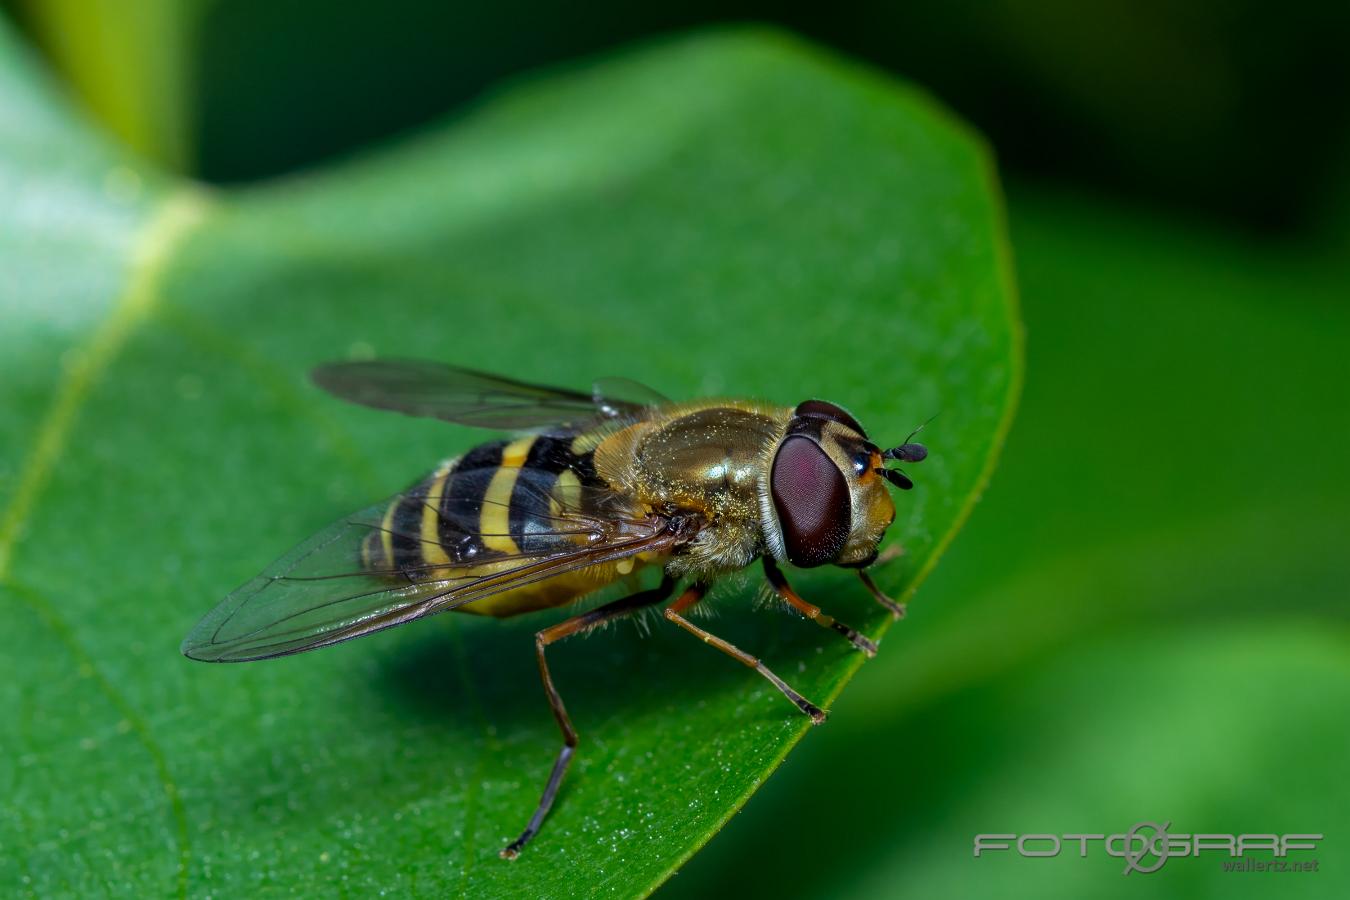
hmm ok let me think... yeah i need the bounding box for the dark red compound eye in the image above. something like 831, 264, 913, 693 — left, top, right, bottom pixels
770, 436, 852, 568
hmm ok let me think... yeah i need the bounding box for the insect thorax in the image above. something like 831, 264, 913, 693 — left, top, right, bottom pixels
594, 401, 791, 578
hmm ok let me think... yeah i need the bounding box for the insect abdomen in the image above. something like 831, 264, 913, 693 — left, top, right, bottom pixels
361, 434, 640, 617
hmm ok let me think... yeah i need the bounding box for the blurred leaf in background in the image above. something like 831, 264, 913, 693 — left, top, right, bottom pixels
6, 0, 1348, 229
0, 18, 1019, 898
5, 0, 203, 171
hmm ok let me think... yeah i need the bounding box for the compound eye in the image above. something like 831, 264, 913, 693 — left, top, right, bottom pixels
771, 436, 852, 568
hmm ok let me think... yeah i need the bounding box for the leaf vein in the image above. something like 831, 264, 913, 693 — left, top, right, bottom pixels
6, 579, 193, 900
0, 187, 210, 900
0, 188, 211, 581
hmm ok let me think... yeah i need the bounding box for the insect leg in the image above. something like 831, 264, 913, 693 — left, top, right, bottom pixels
857, 569, 906, 619
501, 574, 676, 860
763, 557, 878, 657
663, 582, 827, 725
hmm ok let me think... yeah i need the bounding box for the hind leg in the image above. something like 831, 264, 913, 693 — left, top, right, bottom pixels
500, 574, 675, 859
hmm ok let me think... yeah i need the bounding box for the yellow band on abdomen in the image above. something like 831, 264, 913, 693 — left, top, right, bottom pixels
420, 459, 455, 566
481, 436, 534, 554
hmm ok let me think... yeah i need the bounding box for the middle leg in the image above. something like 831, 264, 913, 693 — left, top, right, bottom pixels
664, 582, 828, 724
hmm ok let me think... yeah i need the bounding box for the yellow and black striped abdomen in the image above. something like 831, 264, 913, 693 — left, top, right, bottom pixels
361, 434, 648, 617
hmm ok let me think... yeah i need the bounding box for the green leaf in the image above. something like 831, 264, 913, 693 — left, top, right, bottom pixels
0, 22, 1020, 897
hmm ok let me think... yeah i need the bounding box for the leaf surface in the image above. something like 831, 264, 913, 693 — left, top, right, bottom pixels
0, 24, 1020, 897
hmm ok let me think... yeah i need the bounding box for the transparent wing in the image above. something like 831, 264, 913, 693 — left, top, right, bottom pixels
312, 360, 667, 431
181, 473, 679, 662
591, 376, 671, 418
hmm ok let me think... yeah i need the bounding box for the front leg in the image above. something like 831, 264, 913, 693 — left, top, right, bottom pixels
857, 570, 906, 619
857, 543, 907, 618
762, 557, 877, 657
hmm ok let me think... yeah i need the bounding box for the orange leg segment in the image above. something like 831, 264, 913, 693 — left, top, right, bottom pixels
663, 582, 827, 724
763, 558, 877, 657
501, 574, 675, 860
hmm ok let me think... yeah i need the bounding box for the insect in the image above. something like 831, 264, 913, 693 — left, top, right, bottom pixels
181, 361, 928, 858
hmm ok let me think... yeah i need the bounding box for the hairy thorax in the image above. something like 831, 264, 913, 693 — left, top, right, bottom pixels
594, 401, 789, 578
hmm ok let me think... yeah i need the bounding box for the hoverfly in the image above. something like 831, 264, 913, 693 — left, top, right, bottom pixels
182, 361, 928, 858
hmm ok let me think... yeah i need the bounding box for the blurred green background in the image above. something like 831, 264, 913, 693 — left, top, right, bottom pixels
2, 1, 1347, 898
